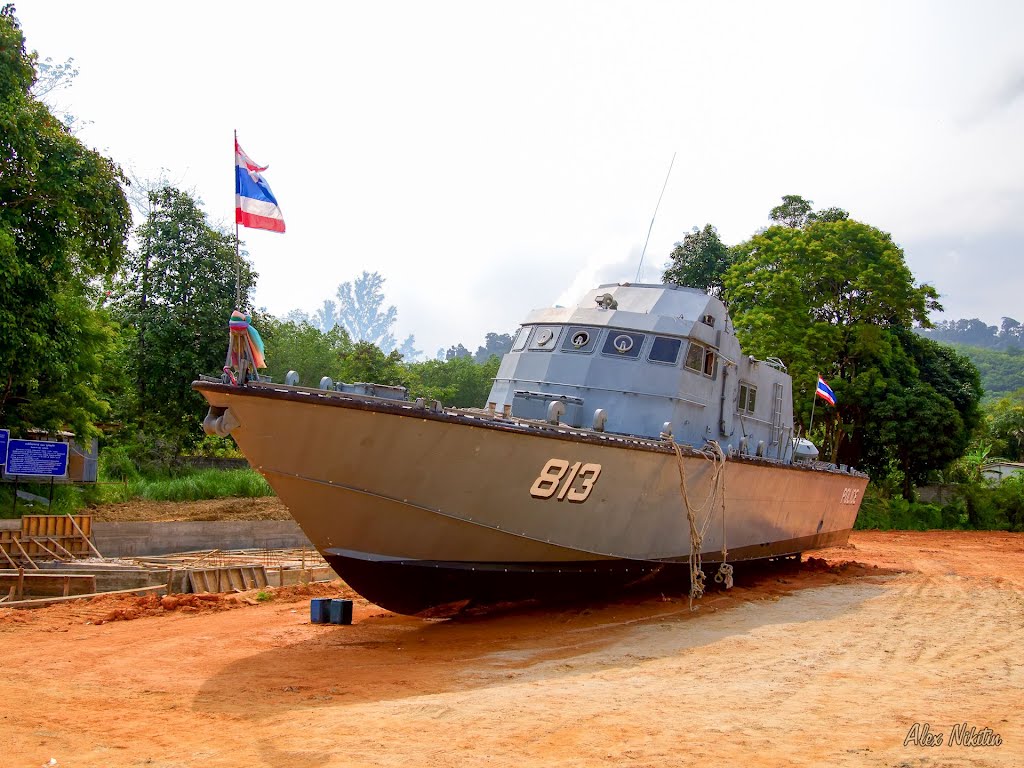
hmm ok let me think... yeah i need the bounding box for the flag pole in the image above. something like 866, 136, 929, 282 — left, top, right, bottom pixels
808, 375, 818, 436
233, 129, 241, 309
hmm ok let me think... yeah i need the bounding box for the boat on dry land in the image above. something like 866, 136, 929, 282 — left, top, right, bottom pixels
195, 283, 867, 614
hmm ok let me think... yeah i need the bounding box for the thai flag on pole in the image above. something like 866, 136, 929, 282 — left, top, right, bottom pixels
235, 138, 285, 233
815, 375, 836, 406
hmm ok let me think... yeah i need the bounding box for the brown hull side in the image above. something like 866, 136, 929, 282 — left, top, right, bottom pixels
195, 382, 867, 567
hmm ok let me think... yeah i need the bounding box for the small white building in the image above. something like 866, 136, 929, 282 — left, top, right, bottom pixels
981, 461, 1024, 482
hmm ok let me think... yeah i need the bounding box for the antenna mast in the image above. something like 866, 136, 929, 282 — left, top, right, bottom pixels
634, 152, 676, 283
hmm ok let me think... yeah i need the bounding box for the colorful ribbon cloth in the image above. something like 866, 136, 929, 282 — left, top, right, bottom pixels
229, 310, 266, 369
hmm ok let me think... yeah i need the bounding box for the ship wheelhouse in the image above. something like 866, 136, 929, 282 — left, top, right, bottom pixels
486, 283, 795, 462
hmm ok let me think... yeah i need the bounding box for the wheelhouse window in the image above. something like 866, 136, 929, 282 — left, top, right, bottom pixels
511, 326, 529, 352
561, 326, 600, 354
684, 341, 717, 378
528, 326, 562, 352
738, 383, 757, 414
601, 331, 644, 359
648, 336, 682, 365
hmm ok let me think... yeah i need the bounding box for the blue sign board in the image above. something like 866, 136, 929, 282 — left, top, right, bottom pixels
0, 429, 8, 466
5, 439, 69, 477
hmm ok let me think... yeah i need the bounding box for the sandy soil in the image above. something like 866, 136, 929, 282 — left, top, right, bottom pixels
1, 530, 1021, 767
87, 496, 292, 522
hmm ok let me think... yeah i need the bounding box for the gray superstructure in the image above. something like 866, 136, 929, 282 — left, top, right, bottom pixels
489, 283, 793, 456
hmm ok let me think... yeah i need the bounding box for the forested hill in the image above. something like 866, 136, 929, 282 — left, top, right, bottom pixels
914, 320, 1023, 399
917, 317, 1023, 350
934, 343, 1024, 400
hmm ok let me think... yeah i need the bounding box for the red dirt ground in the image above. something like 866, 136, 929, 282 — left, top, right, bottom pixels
1, 529, 1021, 767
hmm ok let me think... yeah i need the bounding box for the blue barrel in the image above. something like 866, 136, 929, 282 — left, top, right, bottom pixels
310, 598, 332, 624
329, 598, 353, 625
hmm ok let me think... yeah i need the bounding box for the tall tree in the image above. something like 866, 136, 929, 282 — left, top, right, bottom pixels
0, 7, 131, 437
855, 331, 982, 496
328, 270, 419, 356
110, 186, 256, 450
333, 271, 398, 350
724, 214, 978, 495
662, 224, 732, 295
807, 207, 850, 224
474, 332, 513, 363
446, 343, 472, 361
769, 194, 814, 228
312, 299, 338, 333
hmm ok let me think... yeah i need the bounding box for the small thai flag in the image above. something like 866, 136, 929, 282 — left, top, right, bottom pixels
815, 375, 836, 406
235, 138, 285, 233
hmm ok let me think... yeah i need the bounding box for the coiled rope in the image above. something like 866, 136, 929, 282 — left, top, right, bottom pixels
670, 439, 731, 609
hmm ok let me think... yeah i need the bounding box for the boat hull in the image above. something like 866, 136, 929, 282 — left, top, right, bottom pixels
194, 382, 867, 614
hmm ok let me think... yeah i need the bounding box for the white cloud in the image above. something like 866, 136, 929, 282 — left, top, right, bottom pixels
16, 0, 1024, 349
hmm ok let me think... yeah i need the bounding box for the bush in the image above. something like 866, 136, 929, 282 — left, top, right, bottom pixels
855, 476, 1024, 531
991, 475, 1024, 530
98, 445, 140, 481
190, 435, 243, 459
856, 486, 951, 531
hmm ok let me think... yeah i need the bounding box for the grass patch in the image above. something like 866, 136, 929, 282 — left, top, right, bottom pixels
119, 468, 274, 503
0, 468, 274, 517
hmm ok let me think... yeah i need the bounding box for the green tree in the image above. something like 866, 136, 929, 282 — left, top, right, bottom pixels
446, 343, 472, 361
931, 344, 1024, 400
662, 224, 732, 295
769, 194, 814, 228
338, 341, 405, 386
0, 7, 131, 438
325, 271, 418, 357
109, 186, 256, 451
855, 331, 982, 496
405, 356, 500, 407
258, 316, 351, 386
984, 389, 1024, 461
724, 214, 978, 496
474, 332, 513, 364
807, 207, 850, 225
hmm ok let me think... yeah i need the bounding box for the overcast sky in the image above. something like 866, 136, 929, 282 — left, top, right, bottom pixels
17, 0, 1024, 357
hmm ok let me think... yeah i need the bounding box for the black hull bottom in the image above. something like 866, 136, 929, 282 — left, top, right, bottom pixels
323, 531, 848, 616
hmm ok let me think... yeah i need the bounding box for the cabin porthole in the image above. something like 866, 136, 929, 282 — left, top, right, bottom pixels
571, 331, 590, 348
612, 334, 633, 353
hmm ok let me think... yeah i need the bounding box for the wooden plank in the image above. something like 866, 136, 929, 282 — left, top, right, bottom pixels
65, 514, 103, 559
0, 542, 18, 569
12, 537, 38, 569
4, 583, 168, 609
46, 537, 75, 560
26, 538, 66, 561
0, 573, 96, 597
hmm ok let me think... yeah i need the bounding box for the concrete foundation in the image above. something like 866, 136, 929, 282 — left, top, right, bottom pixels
92, 520, 312, 558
